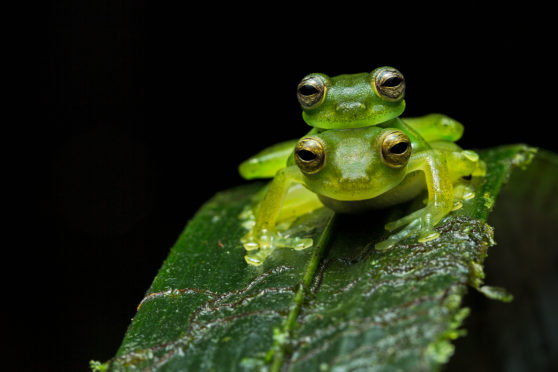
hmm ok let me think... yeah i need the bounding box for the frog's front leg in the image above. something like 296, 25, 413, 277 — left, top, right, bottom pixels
376, 149, 454, 250
242, 166, 315, 265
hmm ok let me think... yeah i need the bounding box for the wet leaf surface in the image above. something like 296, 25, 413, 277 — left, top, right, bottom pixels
96, 145, 549, 372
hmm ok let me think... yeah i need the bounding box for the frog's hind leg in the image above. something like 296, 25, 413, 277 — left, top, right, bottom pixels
445, 148, 486, 211
238, 128, 320, 180
401, 114, 464, 143
238, 139, 299, 180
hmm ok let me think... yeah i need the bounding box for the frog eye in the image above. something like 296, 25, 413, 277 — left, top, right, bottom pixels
297, 75, 327, 109
295, 137, 326, 174
373, 67, 406, 102
380, 130, 412, 168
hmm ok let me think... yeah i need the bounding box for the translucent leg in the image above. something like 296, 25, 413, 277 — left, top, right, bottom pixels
377, 149, 453, 250
241, 168, 323, 265
378, 147, 486, 251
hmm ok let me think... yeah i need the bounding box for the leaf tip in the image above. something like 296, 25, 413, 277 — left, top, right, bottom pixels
477, 285, 514, 303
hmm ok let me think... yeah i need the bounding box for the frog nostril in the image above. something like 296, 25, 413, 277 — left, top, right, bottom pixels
336, 102, 366, 112
339, 175, 371, 184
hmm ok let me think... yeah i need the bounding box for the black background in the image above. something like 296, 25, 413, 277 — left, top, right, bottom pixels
37, 2, 556, 371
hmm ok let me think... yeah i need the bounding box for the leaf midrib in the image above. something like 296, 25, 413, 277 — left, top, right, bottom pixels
269, 213, 336, 372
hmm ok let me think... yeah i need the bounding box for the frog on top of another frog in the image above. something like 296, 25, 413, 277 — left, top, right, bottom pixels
238, 66, 485, 266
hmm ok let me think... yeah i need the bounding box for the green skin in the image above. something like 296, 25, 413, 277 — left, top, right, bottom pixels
301, 70, 405, 129
298, 67, 463, 139
238, 69, 484, 266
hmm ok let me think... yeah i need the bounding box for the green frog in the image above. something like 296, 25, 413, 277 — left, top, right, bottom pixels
296, 66, 463, 138
238, 67, 485, 266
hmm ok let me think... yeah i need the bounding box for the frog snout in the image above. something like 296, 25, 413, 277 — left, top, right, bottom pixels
338, 175, 371, 184
336, 102, 366, 113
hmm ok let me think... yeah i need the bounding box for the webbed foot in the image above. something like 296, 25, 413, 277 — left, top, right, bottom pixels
241, 229, 313, 266
377, 210, 441, 251
450, 183, 476, 211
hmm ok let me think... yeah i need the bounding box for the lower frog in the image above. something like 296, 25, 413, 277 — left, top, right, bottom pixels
238, 123, 485, 266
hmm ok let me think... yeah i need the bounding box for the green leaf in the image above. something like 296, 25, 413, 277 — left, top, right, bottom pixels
96, 145, 545, 372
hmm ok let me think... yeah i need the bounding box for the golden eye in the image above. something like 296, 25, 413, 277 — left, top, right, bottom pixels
373, 67, 406, 102
294, 137, 326, 174
297, 75, 327, 109
380, 130, 412, 168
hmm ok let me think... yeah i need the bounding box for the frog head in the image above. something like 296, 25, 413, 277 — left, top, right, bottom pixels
292, 127, 412, 201
297, 67, 406, 129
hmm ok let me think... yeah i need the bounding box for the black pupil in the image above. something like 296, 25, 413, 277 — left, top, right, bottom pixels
299, 84, 319, 96
390, 142, 408, 154
383, 76, 402, 87
298, 149, 317, 161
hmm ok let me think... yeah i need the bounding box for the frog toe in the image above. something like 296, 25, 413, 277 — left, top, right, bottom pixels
376, 219, 422, 250
450, 183, 477, 212
244, 248, 273, 266
454, 183, 476, 201
242, 229, 314, 265
376, 216, 441, 251
385, 208, 426, 231
241, 233, 259, 251
417, 229, 440, 243
279, 236, 313, 251
374, 239, 397, 251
